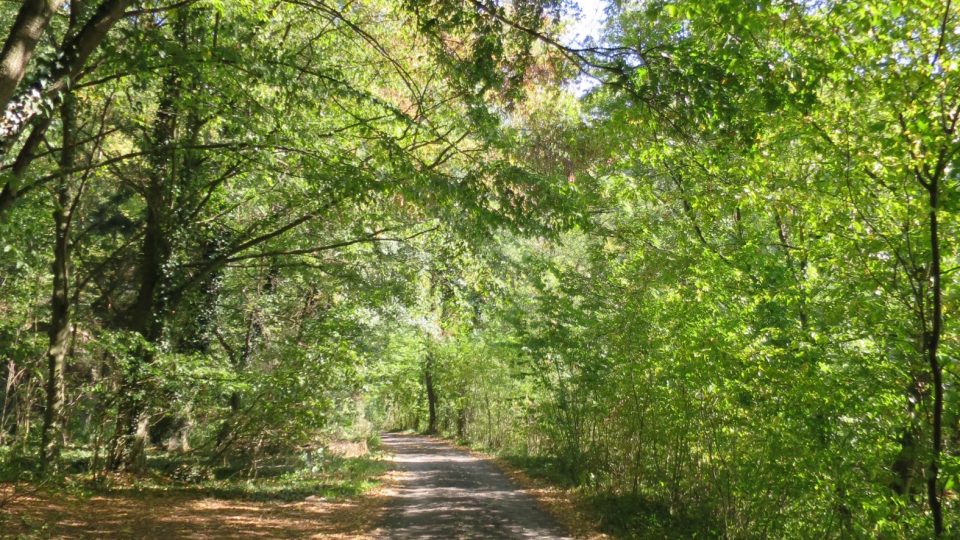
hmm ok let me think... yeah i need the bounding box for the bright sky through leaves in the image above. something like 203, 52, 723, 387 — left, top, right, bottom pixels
563, 0, 607, 47
563, 0, 608, 95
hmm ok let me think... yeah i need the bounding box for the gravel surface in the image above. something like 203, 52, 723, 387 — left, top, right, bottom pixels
377, 433, 571, 540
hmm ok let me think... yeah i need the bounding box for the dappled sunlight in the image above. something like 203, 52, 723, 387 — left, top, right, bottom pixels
2, 475, 388, 539
387, 454, 481, 464
376, 434, 571, 539
1, 0, 955, 537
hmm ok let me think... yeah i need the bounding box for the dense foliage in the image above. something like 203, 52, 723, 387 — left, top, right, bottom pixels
0, 1, 957, 538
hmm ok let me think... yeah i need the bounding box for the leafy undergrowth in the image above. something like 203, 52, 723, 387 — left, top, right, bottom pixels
0, 444, 391, 539
583, 491, 717, 539
495, 452, 715, 539
496, 455, 716, 539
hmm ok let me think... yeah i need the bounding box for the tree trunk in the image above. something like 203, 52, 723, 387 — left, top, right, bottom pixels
925, 174, 944, 536
108, 198, 166, 472
456, 407, 466, 440
0, 360, 21, 444
1, 0, 133, 144
0, 0, 135, 221
108, 18, 187, 468
423, 353, 437, 434
215, 306, 257, 451
891, 382, 920, 497
107, 106, 173, 471
109, 391, 149, 472
0, 0, 65, 112
0, 115, 53, 219
425, 354, 438, 434
39, 87, 77, 474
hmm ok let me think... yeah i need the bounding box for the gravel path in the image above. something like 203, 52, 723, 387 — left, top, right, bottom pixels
377, 433, 571, 540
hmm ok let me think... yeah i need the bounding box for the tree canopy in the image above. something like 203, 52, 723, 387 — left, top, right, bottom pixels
0, 1, 957, 538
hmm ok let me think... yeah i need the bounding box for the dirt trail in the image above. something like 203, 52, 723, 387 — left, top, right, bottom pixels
375, 433, 570, 540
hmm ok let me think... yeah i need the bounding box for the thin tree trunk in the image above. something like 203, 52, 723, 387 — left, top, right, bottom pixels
0, 116, 53, 218
0, 360, 20, 444
215, 306, 256, 450
456, 407, 466, 440
926, 173, 944, 536
425, 353, 438, 434
39, 89, 77, 473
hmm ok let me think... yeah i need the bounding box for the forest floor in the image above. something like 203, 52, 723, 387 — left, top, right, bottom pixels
1, 485, 387, 538
0, 437, 605, 539
0, 449, 396, 539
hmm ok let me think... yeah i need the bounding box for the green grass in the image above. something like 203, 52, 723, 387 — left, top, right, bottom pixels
90, 455, 387, 502
1, 444, 387, 504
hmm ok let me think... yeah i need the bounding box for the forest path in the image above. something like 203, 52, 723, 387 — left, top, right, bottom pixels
375, 433, 570, 539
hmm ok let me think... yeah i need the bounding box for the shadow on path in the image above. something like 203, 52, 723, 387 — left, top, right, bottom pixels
377, 433, 571, 540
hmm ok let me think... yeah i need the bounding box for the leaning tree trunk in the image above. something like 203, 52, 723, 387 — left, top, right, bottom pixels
0, 0, 134, 222
0, 0, 65, 112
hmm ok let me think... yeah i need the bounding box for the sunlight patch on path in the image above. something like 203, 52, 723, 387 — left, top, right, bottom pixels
375, 433, 571, 540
